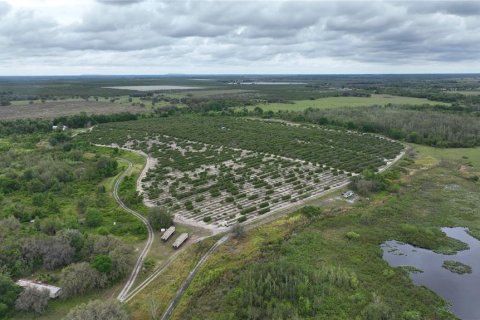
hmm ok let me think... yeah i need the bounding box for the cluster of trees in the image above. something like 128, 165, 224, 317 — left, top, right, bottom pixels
64, 299, 129, 320
182, 98, 252, 113
53, 112, 141, 129
0, 143, 118, 198
349, 169, 400, 196
276, 106, 480, 147
0, 112, 144, 136
148, 207, 173, 231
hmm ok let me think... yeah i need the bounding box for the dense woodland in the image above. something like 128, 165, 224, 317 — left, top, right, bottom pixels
273, 105, 480, 147
0, 133, 143, 318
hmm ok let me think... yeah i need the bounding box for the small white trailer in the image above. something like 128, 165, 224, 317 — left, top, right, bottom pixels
172, 233, 189, 249
161, 226, 176, 241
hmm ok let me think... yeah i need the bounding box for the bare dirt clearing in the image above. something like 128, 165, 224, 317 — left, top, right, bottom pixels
0, 101, 149, 120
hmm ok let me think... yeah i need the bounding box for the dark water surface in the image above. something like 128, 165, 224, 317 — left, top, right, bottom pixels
381, 227, 480, 320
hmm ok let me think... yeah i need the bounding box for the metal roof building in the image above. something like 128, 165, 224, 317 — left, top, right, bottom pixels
173, 233, 189, 249
16, 280, 62, 299
161, 226, 176, 241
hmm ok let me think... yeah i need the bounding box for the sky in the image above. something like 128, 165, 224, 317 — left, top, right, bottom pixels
0, 0, 479, 75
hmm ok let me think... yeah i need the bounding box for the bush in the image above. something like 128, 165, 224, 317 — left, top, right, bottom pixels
15, 287, 50, 314
91, 255, 113, 274
300, 206, 322, 218
345, 231, 360, 240
238, 216, 247, 223
148, 207, 173, 231
64, 299, 129, 320
60, 262, 107, 298
203, 216, 212, 223
402, 310, 422, 320
85, 208, 103, 228
96, 156, 118, 178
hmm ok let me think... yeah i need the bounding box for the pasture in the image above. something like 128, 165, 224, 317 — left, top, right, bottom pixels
81, 115, 403, 229
246, 94, 448, 112
0, 100, 150, 120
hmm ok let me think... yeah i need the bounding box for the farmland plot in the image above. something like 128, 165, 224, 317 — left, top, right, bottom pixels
83, 116, 403, 229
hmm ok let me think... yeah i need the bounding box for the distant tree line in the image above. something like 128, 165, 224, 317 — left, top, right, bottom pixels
0, 112, 142, 136
271, 105, 480, 147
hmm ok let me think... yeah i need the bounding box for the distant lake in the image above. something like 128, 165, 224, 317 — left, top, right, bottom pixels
228, 82, 307, 85
104, 85, 204, 91
381, 227, 480, 319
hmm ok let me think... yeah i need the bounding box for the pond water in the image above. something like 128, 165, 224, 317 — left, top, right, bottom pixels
228, 82, 307, 85
104, 85, 203, 91
381, 227, 480, 320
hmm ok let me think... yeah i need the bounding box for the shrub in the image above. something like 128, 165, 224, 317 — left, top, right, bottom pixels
300, 206, 322, 218
203, 216, 212, 223
85, 208, 103, 228
91, 255, 113, 274
15, 287, 50, 314
238, 216, 247, 223
402, 310, 422, 320
345, 231, 360, 240
258, 208, 270, 215
240, 207, 256, 215
60, 262, 107, 298
64, 299, 129, 320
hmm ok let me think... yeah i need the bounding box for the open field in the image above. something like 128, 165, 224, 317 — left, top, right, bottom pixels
0, 101, 150, 120
456, 90, 480, 96
81, 115, 403, 229
169, 146, 480, 320
413, 145, 480, 169
246, 94, 448, 112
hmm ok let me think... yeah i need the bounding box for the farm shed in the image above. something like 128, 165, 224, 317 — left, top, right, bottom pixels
161, 226, 176, 241
16, 279, 62, 299
173, 233, 189, 249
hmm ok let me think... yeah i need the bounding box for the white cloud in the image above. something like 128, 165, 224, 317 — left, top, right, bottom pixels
0, 0, 479, 75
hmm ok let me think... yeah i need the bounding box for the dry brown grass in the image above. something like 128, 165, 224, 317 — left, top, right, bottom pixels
0, 101, 149, 120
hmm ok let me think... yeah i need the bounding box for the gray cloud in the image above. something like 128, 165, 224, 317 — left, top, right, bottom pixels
96, 0, 145, 6
0, 0, 479, 74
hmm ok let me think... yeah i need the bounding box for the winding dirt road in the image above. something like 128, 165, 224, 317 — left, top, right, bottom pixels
114, 159, 155, 302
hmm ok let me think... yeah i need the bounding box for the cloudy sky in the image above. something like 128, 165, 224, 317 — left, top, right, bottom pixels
0, 0, 479, 75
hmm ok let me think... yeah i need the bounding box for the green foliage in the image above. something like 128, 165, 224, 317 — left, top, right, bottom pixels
227, 261, 358, 319
299, 206, 323, 218
64, 299, 129, 320
96, 156, 118, 177
0, 272, 21, 318
442, 260, 472, 274
91, 255, 113, 274
345, 231, 360, 240
361, 293, 392, 320
148, 207, 173, 231
85, 208, 103, 228
278, 105, 480, 147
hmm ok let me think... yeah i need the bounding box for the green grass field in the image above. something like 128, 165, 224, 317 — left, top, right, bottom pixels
413, 145, 480, 169
246, 94, 448, 112
456, 90, 480, 96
